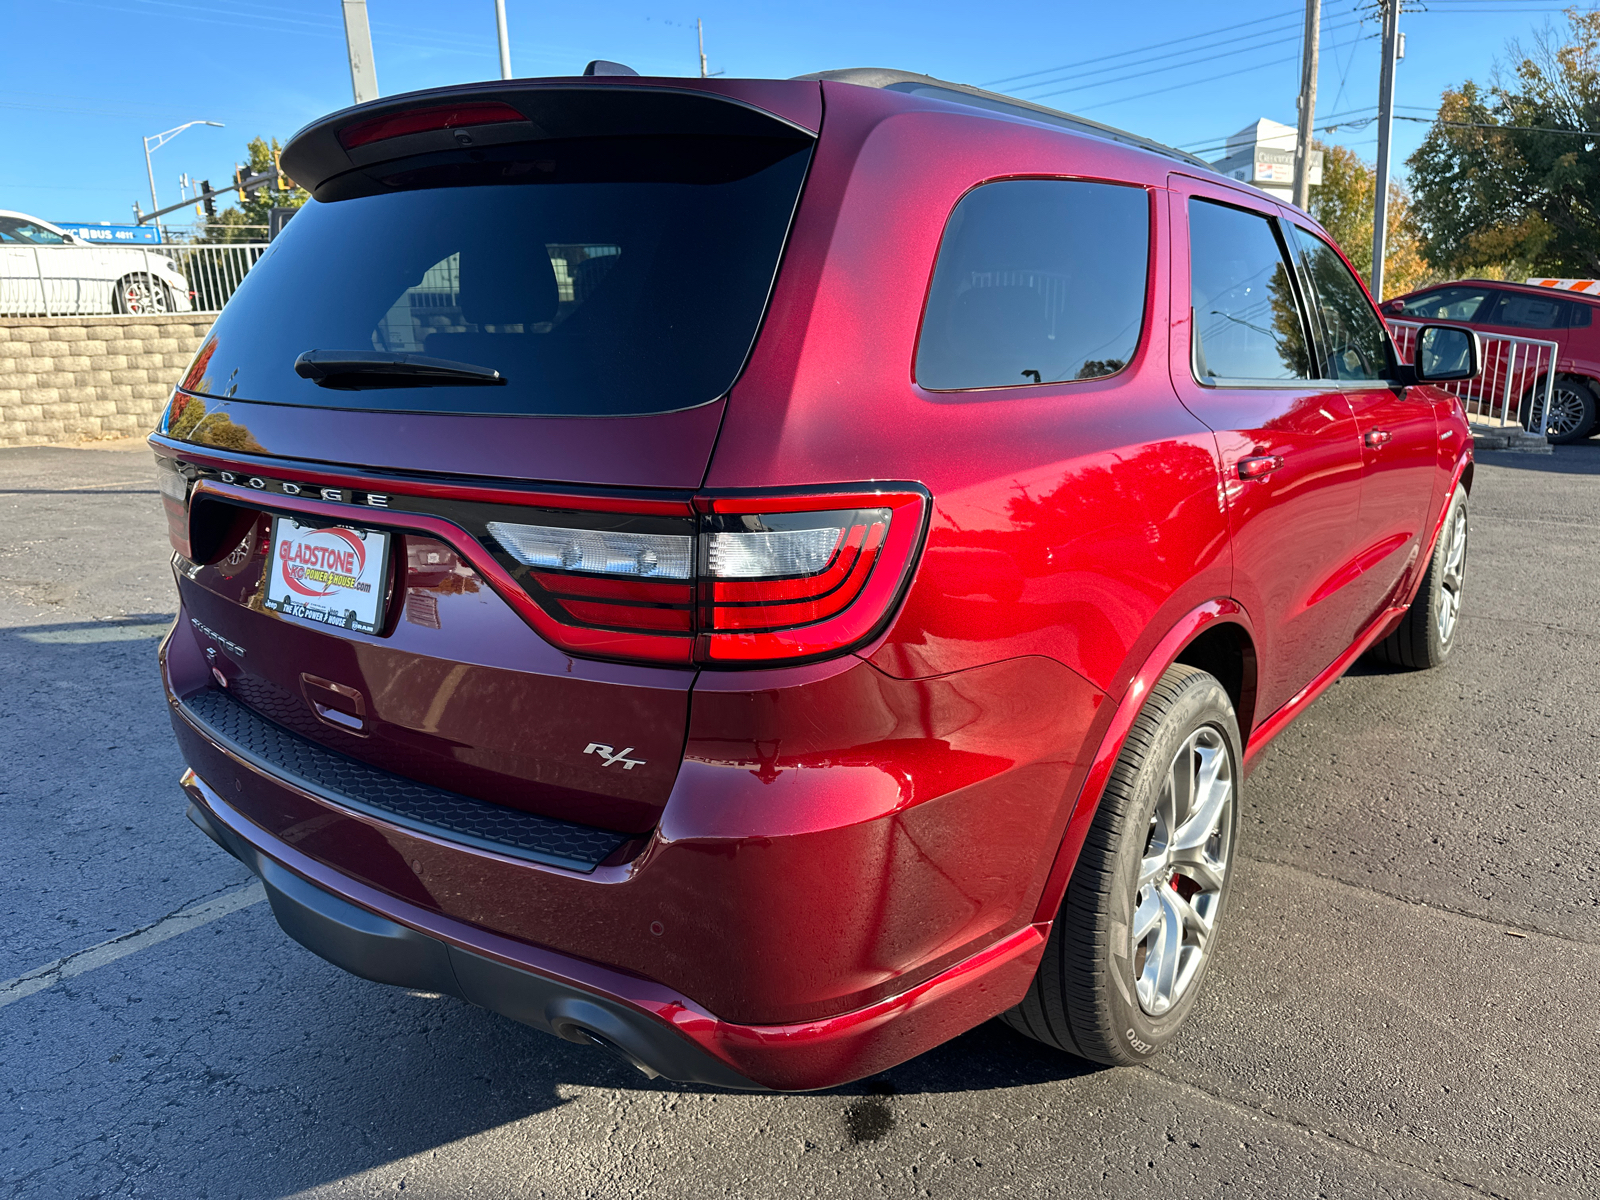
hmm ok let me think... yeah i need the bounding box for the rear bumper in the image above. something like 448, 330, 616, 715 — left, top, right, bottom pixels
182, 768, 1049, 1091
183, 780, 757, 1088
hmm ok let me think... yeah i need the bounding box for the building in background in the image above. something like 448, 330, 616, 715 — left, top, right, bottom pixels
1209, 119, 1322, 205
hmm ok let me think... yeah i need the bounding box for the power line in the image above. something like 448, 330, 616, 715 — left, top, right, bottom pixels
1005, 13, 1312, 94
1066, 28, 1370, 116
1072, 53, 1305, 113
1398, 115, 1600, 133
984, 7, 1302, 87
1021, 17, 1366, 102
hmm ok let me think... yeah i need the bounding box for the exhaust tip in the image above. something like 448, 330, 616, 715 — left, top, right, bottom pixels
563, 1024, 661, 1079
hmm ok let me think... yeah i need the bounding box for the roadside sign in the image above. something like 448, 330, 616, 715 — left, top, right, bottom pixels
53, 222, 162, 244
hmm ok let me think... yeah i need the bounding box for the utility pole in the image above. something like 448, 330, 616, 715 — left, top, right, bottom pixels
1370, 0, 1402, 300
698, 18, 709, 78
1292, 0, 1321, 210
342, 0, 380, 104
495, 0, 512, 79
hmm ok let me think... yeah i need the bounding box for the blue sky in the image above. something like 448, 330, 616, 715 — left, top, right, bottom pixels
1, 0, 1586, 226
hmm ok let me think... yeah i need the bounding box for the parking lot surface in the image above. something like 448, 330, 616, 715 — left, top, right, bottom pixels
3, 439, 1597, 1199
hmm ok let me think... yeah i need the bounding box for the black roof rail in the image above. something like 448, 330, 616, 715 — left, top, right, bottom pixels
796, 68, 1216, 172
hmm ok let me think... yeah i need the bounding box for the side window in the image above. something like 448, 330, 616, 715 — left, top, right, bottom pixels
1570, 303, 1593, 328
1188, 199, 1312, 382
1484, 291, 1566, 330
915, 180, 1149, 390
1398, 286, 1492, 322
1287, 225, 1391, 383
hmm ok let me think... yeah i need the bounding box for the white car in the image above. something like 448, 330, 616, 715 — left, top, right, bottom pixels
0, 210, 194, 315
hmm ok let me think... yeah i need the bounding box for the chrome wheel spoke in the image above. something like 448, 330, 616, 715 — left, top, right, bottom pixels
1438, 508, 1467, 643
1149, 884, 1185, 1008
1132, 889, 1163, 944
1130, 722, 1236, 1019
1173, 738, 1229, 853
1167, 744, 1195, 833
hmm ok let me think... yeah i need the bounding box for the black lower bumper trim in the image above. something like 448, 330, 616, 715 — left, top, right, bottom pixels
186, 799, 760, 1091
175, 687, 627, 872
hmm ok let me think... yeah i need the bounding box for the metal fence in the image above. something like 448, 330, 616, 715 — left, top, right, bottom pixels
1388, 319, 1560, 434
0, 243, 269, 317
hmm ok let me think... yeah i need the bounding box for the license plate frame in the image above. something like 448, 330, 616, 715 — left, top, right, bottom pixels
262, 515, 392, 635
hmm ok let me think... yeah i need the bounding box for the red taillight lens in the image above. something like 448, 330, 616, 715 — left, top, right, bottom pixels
155, 452, 192, 557
695, 492, 926, 665
482, 491, 926, 667
337, 102, 527, 150
164, 470, 926, 669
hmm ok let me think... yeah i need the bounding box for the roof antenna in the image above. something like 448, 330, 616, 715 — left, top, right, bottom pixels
583, 60, 639, 76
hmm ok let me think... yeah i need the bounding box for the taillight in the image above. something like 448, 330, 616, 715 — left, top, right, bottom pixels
482, 490, 927, 667
488, 522, 698, 642
162, 465, 927, 669
155, 452, 192, 557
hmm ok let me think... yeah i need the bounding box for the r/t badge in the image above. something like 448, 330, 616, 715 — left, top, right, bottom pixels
584, 743, 646, 770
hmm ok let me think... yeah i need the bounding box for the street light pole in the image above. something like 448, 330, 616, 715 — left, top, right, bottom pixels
142, 121, 225, 235
342, 0, 380, 104
496, 0, 512, 79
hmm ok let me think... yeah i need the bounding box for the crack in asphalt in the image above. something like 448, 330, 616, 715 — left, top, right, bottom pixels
0, 879, 264, 1010
1140, 1068, 1519, 1199
1238, 853, 1599, 948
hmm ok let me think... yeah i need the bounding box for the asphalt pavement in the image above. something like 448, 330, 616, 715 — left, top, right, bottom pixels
2, 438, 1596, 1199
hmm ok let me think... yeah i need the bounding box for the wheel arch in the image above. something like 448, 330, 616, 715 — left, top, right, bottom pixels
1029, 597, 1256, 924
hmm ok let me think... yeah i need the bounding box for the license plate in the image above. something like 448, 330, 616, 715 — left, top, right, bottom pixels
263, 516, 391, 634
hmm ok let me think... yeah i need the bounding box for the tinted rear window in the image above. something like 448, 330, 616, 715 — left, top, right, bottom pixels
183, 136, 811, 416
915, 180, 1149, 391
1484, 290, 1569, 330
1188, 199, 1310, 383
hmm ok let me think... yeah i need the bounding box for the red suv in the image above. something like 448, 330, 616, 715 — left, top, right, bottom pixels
155, 68, 1477, 1091
1381, 279, 1600, 442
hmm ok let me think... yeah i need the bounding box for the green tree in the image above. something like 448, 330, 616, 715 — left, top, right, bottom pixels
1407, 9, 1600, 278
1309, 140, 1434, 298
203, 136, 310, 244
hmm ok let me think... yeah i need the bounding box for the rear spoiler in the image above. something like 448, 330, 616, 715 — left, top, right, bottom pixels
281, 79, 818, 201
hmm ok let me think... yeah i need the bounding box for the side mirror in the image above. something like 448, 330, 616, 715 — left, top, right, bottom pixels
1415, 323, 1480, 383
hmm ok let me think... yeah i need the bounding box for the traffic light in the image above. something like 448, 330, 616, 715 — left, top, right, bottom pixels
273, 148, 287, 193
201, 182, 216, 222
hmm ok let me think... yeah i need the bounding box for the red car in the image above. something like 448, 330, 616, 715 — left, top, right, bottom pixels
1381, 279, 1600, 442
155, 67, 1476, 1091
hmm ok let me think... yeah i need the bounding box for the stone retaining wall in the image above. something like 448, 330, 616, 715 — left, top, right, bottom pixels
0, 314, 212, 447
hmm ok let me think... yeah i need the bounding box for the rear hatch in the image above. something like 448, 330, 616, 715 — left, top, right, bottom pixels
156, 81, 819, 834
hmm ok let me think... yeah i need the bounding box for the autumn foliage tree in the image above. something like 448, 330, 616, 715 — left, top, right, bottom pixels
1407, 9, 1600, 278
1308, 140, 1433, 299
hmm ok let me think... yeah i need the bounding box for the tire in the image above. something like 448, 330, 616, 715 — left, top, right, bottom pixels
1522, 376, 1598, 444
1368, 486, 1468, 670
1004, 663, 1241, 1066
112, 273, 172, 315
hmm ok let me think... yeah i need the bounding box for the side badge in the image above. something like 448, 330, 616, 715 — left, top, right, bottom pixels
584, 743, 645, 770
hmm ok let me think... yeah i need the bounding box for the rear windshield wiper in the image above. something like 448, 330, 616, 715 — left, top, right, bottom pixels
293, 350, 506, 389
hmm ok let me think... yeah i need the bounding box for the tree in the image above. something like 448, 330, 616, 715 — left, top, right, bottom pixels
203, 136, 310, 244
1308, 141, 1434, 299
1407, 9, 1600, 278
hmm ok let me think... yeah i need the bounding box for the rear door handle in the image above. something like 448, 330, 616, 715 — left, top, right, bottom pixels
1365, 429, 1393, 448
1237, 454, 1285, 480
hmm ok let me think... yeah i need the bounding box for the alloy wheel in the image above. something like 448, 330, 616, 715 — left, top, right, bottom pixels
121, 278, 168, 315
1543, 383, 1589, 438
1132, 726, 1234, 1017
1437, 504, 1467, 645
